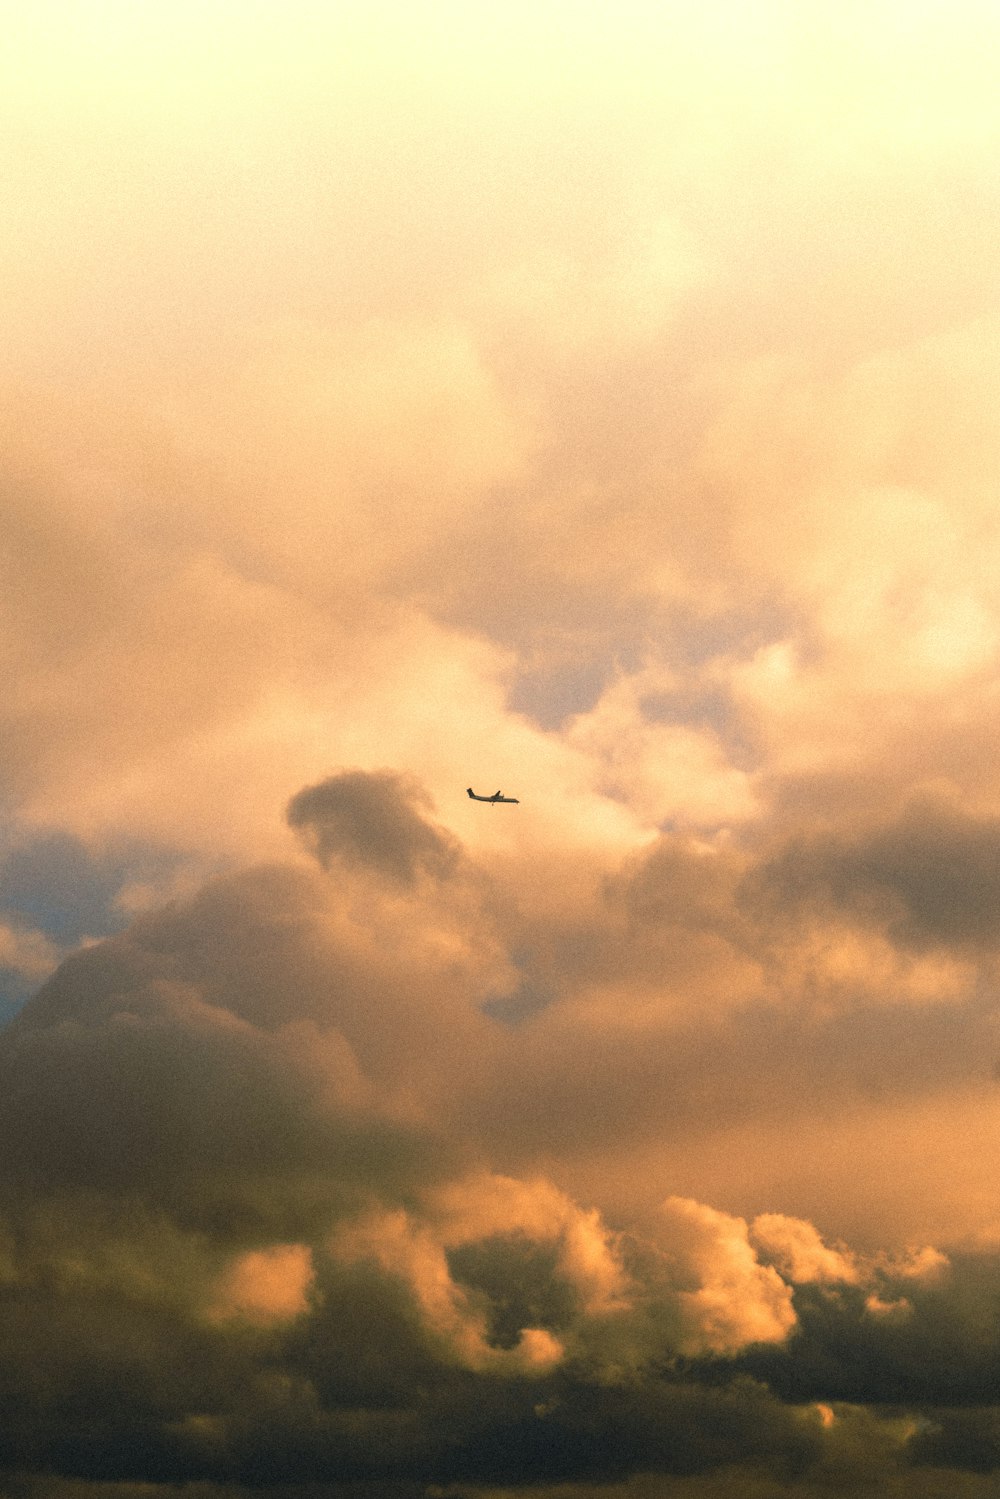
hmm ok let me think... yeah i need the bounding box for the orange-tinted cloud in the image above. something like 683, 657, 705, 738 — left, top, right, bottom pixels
5, 2, 1000, 1492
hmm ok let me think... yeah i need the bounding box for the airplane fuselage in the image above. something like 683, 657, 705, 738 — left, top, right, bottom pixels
467, 788, 519, 803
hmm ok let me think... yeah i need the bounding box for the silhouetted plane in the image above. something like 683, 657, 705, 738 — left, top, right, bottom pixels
467, 788, 519, 804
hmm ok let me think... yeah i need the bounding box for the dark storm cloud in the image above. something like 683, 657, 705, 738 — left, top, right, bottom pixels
909, 1407, 1000, 1473
0, 862, 466, 1236
746, 794, 1000, 954
1, 832, 1000, 1499
21, 860, 382, 1034
287, 771, 461, 886
2, 1362, 817, 1489
0, 851, 472, 1489
0, 834, 803, 1491
695, 1252, 1000, 1413
0, 983, 435, 1235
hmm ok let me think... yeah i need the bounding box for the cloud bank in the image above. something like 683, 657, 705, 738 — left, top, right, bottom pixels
2, 771, 1000, 1495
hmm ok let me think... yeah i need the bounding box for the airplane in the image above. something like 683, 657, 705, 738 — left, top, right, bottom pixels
467, 787, 519, 804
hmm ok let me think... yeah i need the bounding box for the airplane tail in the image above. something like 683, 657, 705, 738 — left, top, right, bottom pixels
466, 788, 475, 798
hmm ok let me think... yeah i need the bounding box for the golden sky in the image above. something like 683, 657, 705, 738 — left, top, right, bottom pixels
4, 2, 1000, 1494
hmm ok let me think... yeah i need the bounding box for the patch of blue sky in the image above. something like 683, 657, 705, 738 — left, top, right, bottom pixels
666, 596, 803, 670
507, 596, 801, 740
0, 832, 184, 948
508, 650, 638, 731
0, 832, 191, 1026
0, 969, 42, 1027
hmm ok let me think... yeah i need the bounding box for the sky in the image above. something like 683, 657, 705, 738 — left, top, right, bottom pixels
3, 1, 1000, 1494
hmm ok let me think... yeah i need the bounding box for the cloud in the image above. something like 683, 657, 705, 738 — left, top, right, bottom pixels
725, 1249, 1000, 1413
209, 1242, 315, 1326
748, 793, 1000, 955
0, 915, 61, 1025
749, 1216, 860, 1288
643, 1198, 797, 1357
0, 919, 59, 984
0, 831, 185, 947
0, 870, 467, 1250
2, 790, 1000, 1492
331, 1202, 567, 1375
909, 1407, 1000, 1475
287, 769, 461, 885
5, 1, 1000, 1492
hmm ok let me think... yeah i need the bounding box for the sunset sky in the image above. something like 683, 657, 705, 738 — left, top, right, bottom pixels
4, 2, 1000, 1494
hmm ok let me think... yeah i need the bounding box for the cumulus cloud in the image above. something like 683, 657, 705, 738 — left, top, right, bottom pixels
646, 1198, 797, 1357
287, 769, 461, 885
0, 851, 820, 1489
209, 1242, 315, 1325
750, 1215, 860, 1288
4, 809, 998, 1494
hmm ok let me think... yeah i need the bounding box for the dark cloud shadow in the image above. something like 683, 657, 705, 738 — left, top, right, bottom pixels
746, 794, 1000, 954
287, 771, 461, 886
